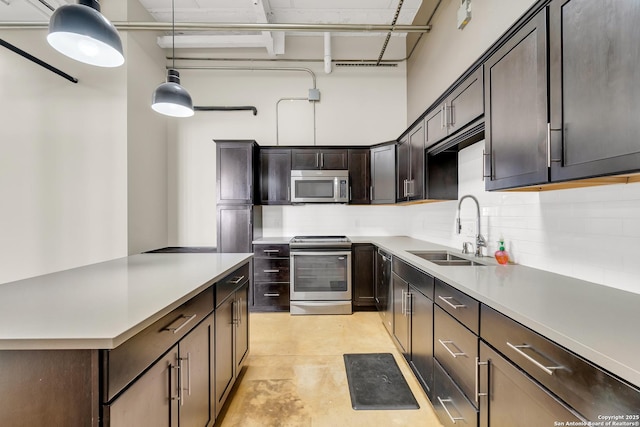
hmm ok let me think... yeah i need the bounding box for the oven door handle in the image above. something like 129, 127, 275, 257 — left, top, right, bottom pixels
290, 251, 352, 257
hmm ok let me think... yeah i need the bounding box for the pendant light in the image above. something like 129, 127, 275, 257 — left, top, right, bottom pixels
47, 0, 124, 68
151, 0, 194, 118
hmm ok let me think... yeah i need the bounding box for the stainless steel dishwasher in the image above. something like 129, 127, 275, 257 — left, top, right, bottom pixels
375, 248, 393, 334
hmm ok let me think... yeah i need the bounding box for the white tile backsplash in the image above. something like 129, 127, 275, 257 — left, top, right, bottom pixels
262, 141, 640, 294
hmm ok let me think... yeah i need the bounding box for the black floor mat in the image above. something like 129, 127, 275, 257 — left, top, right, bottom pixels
343, 353, 420, 410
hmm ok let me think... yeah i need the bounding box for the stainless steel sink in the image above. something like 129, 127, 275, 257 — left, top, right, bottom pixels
408, 251, 486, 266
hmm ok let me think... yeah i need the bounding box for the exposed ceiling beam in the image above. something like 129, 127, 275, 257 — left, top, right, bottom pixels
252, 0, 280, 56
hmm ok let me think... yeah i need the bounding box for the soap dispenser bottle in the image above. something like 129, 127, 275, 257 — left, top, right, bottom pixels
494, 239, 509, 265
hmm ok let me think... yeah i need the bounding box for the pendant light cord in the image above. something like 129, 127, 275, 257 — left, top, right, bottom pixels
172, 0, 175, 69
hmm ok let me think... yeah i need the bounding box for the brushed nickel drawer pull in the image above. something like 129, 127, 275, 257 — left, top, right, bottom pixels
164, 314, 197, 334
437, 396, 465, 424
229, 275, 245, 285
439, 339, 467, 358
506, 342, 562, 376
263, 269, 280, 273
475, 357, 488, 403
264, 293, 280, 297
438, 295, 466, 310
263, 249, 279, 253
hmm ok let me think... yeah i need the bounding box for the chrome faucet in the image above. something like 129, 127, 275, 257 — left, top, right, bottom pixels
456, 194, 486, 257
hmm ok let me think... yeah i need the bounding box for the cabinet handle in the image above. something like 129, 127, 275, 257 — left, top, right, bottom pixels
170, 359, 181, 403
264, 293, 280, 297
231, 301, 238, 325
482, 150, 492, 180
163, 314, 197, 334
263, 269, 280, 273
438, 339, 466, 358
237, 298, 242, 325
185, 352, 191, 397
475, 357, 489, 403
437, 396, 465, 424
440, 104, 446, 129
349, 186, 352, 201
506, 342, 563, 376
449, 104, 455, 126
406, 291, 412, 316
263, 249, 280, 254
401, 290, 406, 315
438, 295, 466, 310
315, 152, 320, 168
546, 122, 551, 168
229, 275, 245, 285
320, 153, 324, 168
370, 185, 373, 201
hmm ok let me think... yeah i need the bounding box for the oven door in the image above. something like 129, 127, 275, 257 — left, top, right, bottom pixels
290, 251, 352, 301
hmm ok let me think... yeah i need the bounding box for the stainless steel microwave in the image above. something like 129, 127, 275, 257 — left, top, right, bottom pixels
290, 170, 349, 203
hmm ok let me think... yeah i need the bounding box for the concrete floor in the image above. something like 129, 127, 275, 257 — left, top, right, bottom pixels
216, 311, 443, 427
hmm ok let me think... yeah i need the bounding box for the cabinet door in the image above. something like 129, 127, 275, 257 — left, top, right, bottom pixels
214, 298, 234, 417
484, 10, 549, 191
410, 288, 434, 398
375, 249, 393, 334
448, 67, 484, 135
353, 244, 375, 308
425, 104, 448, 147
217, 205, 255, 253
320, 149, 348, 169
408, 122, 425, 201
392, 273, 410, 355
179, 315, 214, 427
396, 137, 410, 202
348, 149, 370, 204
108, 347, 177, 427
259, 149, 291, 205
216, 142, 254, 204
291, 149, 320, 170
235, 282, 250, 373
549, 0, 640, 181
479, 342, 583, 427
370, 145, 396, 204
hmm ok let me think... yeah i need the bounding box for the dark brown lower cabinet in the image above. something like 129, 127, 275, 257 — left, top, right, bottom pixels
392, 272, 410, 355
108, 313, 215, 427
409, 284, 434, 399
215, 280, 249, 417
479, 342, 583, 426
353, 244, 375, 309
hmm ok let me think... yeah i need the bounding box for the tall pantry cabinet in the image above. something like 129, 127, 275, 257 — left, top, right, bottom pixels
215, 140, 262, 253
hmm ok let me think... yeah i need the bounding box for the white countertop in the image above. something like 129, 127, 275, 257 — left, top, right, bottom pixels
351, 236, 640, 388
0, 253, 252, 350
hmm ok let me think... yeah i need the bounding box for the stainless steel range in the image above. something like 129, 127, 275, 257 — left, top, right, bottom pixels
289, 235, 352, 315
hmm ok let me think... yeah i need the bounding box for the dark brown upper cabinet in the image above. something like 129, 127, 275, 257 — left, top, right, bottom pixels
215, 140, 258, 204
370, 144, 396, 204
291, 148, 348, 170
259, 148, 291, 205
549, 0, 640, 182
484, 10, 549, 191
425, 67, 484, 148
485, 0, 640, 191
397, 120, 425, 202
348, 148, 371, 204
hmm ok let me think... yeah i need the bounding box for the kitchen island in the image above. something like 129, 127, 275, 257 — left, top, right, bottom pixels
0, 252, 252, 427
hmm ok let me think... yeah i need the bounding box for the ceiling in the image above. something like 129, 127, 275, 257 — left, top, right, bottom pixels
0, 0, 436, 61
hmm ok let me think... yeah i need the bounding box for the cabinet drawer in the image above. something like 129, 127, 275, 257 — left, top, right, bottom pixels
253, 258, 290, 282
253, 282, 290, 308
392, 257, 434, 298
435, 279, 479, 334
481, 304, 640, 420
216, 263, 250, 307
253, 243, 290, 258
434, 305, 478, 405
433, 359, 478, 427
102, 286, 214, 403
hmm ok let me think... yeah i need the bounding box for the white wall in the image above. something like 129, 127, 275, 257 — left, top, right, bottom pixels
168, 35, 408, 246
0, 30, 129, 284
0, 0, 169, 284
407, 0, 536, 122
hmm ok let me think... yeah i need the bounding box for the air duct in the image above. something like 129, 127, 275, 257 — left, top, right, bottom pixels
324, 32, 331, 74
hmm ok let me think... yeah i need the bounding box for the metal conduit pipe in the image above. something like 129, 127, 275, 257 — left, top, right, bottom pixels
0, 21, 431, 33
174, 65, 317, 88
276, 98, 316, 146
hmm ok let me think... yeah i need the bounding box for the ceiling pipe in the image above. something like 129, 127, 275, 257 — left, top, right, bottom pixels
0, 21, 431, 33
324, 32, 331, 74
377, 0, 404, 65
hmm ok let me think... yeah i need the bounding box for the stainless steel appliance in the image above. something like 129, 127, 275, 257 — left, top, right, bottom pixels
289, 235, 352, 315
290, 170, 349, 203
375, 248, 393, 334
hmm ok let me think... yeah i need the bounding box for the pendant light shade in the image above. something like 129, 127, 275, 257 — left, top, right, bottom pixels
47, 0, 124, 68
151, 69, 194, 117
